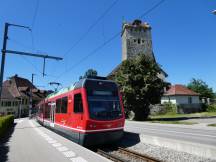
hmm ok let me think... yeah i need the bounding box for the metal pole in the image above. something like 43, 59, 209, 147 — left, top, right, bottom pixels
19, 102, 21, 119
43, 58, 46, 77
29, 73, 35, 118
0, 23, 9, 101
32, 73, 35, 84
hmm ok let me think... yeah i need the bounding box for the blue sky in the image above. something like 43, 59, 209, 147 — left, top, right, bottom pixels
0, 0, 215, 91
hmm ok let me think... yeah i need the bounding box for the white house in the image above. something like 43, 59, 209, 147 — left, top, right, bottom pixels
161, 84, 201, 113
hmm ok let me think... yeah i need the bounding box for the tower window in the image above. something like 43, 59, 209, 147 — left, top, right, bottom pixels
138, 39, 141, 44
142, 40, 145, 43
134, 39, 136, 43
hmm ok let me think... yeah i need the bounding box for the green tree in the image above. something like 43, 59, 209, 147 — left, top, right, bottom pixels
110, 54, 168, 121
80, 69, 98, 79
187, 78, 215, 99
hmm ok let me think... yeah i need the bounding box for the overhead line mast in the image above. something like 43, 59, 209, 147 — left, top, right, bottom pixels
0, 23, 63, 104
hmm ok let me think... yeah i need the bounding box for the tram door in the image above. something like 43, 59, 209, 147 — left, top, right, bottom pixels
50, 102, 56, 127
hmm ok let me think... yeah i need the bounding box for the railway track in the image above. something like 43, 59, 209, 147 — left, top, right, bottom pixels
97, 147, 161, 162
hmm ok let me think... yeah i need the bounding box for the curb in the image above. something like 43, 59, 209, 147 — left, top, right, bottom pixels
139, 134, 216, 160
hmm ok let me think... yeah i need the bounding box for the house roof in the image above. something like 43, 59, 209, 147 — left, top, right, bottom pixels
164, 84, 199, 96
1, 74, 48, 101
1, 86, 16, 100
13, 75, 36, 89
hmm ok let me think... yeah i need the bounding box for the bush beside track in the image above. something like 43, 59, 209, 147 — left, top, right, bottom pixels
0, 115, 14, 138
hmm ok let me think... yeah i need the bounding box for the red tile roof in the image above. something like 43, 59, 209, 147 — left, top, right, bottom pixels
164, 84, 199, 96
2, 75, 47, 100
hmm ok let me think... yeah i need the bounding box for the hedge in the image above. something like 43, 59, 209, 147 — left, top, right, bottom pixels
0, 115, 14, 138
207, 104, 216, 112
163, 102, 177, 114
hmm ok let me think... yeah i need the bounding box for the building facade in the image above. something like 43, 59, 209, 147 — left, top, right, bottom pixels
122, 19, 155, 61
161, 84, 201, 113
108, 19, 167, 80
0, 75, 48, 117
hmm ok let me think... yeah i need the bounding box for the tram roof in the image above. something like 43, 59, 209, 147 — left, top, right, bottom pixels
45, 76, 110, 99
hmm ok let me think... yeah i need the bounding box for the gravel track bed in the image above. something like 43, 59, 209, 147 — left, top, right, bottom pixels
119, 133, 216, 162
111, 150, 147, 162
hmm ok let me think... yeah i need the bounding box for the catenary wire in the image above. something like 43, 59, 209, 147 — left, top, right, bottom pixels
31, 0, 40, 30
55, 0, 166, 81
62, 0, 119, 58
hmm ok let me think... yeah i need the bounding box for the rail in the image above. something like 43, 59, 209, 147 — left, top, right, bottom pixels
97, 147, 161, 162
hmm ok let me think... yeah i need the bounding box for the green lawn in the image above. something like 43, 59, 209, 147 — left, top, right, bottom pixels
207, 123, 216, 127
150, 112, 216, 119
150, 121, 198, 125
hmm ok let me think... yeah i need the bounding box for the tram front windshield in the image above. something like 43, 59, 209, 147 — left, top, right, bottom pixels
87, 90, 123, 120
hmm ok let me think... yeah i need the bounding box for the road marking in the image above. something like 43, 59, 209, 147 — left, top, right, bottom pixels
45, 137, 53, 141
29, 120, 88, 162
62, 151, 76, 158
57, 146, 69, 152
52, 143, 62, 147
48, 140, 57, 144
70, 157, 88, 162
16, 120, 23, 123
126, 126, 216, 138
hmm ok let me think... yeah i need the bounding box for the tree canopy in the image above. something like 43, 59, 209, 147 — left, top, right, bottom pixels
80, 69, 98, 79
110, 54, 168, 120
187, 78, 215, 99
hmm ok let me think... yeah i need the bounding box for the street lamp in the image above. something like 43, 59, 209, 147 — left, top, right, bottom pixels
212, 10, 216, 15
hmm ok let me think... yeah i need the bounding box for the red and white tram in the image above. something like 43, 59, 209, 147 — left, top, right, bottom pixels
36, 76, 125, 146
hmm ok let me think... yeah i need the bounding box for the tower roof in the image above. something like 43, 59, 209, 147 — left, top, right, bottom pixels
122, 19, 151, 35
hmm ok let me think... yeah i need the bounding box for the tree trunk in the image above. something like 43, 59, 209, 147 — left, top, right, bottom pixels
133, 106, 150, 121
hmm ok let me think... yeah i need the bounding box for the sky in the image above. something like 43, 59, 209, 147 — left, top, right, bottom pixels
0, 0, 215, 91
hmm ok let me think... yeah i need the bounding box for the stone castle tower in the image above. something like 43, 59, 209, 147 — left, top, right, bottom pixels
121, 19, 155, 61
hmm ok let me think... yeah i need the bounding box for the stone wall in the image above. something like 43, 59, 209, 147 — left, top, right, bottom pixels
150, 104, 166, 115
122, 22, 154, 61
150, 103, 202, 115
177, 103, 202, 114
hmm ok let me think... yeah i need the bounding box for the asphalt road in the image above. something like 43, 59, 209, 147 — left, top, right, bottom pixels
125, 121, 216, 147
0, 118, 111, 162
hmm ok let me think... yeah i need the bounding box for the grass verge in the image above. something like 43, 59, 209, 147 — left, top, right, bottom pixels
150, 112, 216, 119
207, 123, 216, 127
150, 121, 198, 125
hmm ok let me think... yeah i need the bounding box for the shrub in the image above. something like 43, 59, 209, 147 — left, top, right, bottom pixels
207, 104, 216, 112
163, 102, 177, 114
0, 115, 14, 138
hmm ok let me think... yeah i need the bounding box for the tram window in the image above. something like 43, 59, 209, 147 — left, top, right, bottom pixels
61, 97, 68, 113
56, 99, 61, 113
74, 94, 83, 113
44, 103, 50, 119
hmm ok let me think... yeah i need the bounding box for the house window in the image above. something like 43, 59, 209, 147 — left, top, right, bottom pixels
134, 39, 136, 43
188, 97, 192, 104
74, 94, 83, 113
138, 38, 141, 44
15, 101, 18, 106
